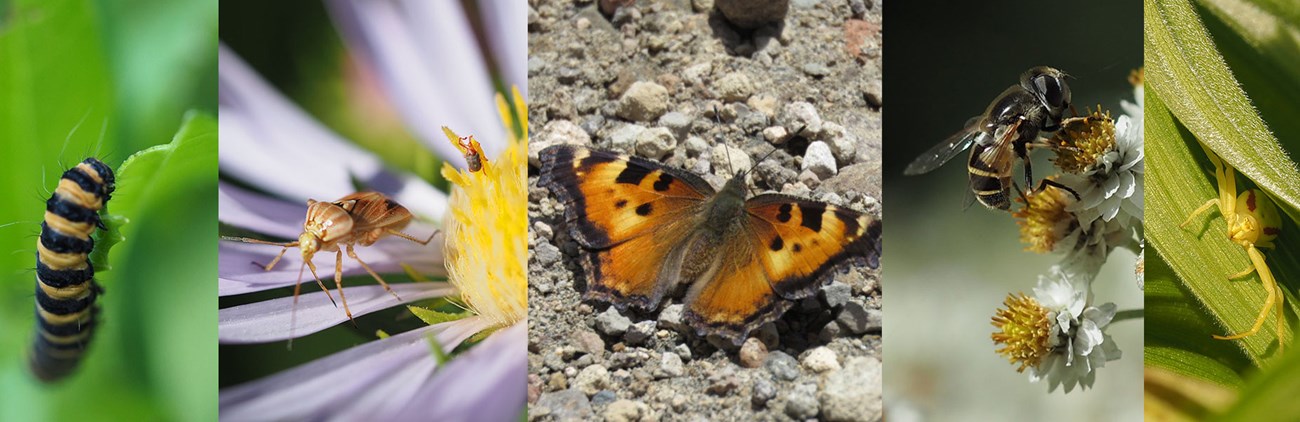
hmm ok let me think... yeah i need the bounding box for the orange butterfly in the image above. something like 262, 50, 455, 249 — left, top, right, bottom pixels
539, 145, 881, 344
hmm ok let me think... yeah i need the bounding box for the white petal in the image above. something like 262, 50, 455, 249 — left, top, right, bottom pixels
476, 0, 528, 96
219, 317, 491, 421
217, 46, 448, 219
326, 0, 508, 159
218, 239, 445, 296
218, 182, 306, 239
395, 321, 526, 420
219, 283, 456, 344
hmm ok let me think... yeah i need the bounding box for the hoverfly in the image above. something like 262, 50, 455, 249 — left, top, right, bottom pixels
224, 191, 437, 323
904, 66, 1077, 210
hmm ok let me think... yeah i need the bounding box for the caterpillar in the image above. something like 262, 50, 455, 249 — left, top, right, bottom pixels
30, 158, 115, 382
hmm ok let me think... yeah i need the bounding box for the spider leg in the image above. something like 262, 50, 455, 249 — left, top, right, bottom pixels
1180, 199, 1220, 229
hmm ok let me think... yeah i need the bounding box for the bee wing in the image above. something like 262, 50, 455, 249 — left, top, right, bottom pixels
903, 118, 984, 175
975, 118, 1021, 169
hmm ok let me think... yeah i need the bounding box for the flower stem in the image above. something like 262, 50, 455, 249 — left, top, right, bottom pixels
1113, 309, 1143, 323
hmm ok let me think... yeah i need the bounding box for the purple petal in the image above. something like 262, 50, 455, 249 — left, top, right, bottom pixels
476, 0, 528, 97
395, 321, 526, 421
218, 182, 305, 239
219, 282, 456, 344
218, 45, 448, 218
218, 238, 444, 296
219, 316, 492, 421
326, 0, 509, 158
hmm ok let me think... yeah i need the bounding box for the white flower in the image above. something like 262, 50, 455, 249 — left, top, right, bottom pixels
1026, 267, 1121, 393
1060, 82, 1145, 229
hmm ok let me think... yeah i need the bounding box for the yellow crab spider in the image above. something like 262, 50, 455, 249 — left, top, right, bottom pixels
1180, 143, 1284, 349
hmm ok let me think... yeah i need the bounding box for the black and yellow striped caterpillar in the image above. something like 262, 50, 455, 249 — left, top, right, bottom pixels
31, 158, 115, 382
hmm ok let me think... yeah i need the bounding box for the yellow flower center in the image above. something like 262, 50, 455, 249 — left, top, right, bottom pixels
1013, 180, 1072, 254
439, 87, 529, 328
1050, 108, 1115, 174
991, 293, 1053, 373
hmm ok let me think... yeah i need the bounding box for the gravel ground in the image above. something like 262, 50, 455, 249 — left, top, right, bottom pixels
527, 0, 883, 420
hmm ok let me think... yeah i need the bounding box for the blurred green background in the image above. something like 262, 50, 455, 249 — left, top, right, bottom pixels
0, 0, 216, 421
882, 1, 1143, 420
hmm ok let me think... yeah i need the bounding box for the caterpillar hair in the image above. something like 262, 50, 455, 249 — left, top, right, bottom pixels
30, 157, 115, 382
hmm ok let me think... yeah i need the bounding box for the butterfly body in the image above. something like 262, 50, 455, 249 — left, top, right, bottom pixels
540, 145, 881, 345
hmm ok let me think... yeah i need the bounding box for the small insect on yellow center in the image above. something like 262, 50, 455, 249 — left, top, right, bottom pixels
992, 293, 1054, 372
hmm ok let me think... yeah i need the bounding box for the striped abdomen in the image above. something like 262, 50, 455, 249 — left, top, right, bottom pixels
967, 143, 1012, 210
31, 158, 115, 382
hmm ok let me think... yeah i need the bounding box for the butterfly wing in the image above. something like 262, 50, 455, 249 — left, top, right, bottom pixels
684, 195, 881, 343
539, 145, 715, 311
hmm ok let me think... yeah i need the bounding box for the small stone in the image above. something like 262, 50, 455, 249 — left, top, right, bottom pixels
762, 126, 789, 144
864, 81, 883, 110
599, 0, 635, 16
573, 330, 605, 359
803, 141, 838, 179
710, 144, 753, 180
656, 352, 685, 378
603, 399, 650, 422
752, 378, 777, 407
798, 169, 821, 189
682, 136, 709, 157
819, 357, 884, 421
738, 337, 768, 368
747, 94, 779, 117
781, 102, 823, 136
674, 343, 693, 361
617, 81, 670, 122
802, 62, 831, 78
532, 221, 554, 241
634, 127, 677, 160
533, 120, 592, 167
716, 73, 755, 102
573, 364, 610, 396
624, 320, 656, 345
706, 367, 740, 396
590, 390, 618, 407
533, 242, 562, 267
607, 124, 647, 152
836, 301, 876, 335
535, 389, 593, 421
547, 372, 568, 391
819, 320, 843, 342
802, 346, 841, 373
670, 394, 688, 412
821, 122, 859, 164
658, 304, 686, 331
715, 0, 789, 29
784, 383, 820, 420
765, 351, 800, 381
595, 307, 632, 337
821, 281, 852, 308
658, 112, 693, 140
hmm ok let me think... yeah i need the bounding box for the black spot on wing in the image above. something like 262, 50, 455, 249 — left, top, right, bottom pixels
615, 164, 653, 186
770, 236, 784, 251
615, 199, 628, 209
800, 205, 824, 232
776, 203, 793, 223
635, 203, 653, 216
652, 173, 674, 192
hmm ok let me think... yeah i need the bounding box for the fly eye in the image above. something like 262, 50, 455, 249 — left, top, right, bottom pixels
1033, 74, 1071, 110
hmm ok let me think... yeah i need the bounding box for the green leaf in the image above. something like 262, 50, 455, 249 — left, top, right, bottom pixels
1144, 90, 1300, 367
1216, 342, 1300, 420
1145, 0, 1300, 224
408, 305, 471, 326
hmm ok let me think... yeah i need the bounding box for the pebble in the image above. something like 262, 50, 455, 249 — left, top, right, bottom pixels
836, 301, 875, 335
533, 242, 562, 268
716, 73, 755, 102
821, 281, 852, 309
658, 112, 693, 140
573, 330, 605, 359
821, 122, 859, 164
784, 383, 820, 420
607, 123, 646, 152
802, 62, 831, 77
715, 0, 789, 29
656, 352, 685, 378
819, 357, 884, 421
803, 141, 838, 179
624, 320, 656, 345
595, 307, 632, 337
548, 372, 568, 391
533, 120, 592, 166
747, 94, 779, 117
535, 389, 594, 421
681, 136, 709, 157
657, 304, 687, 332
532, 221, 554, 241
574, 364, 610, 396
617, 81, 670, 122
762, 126, 788, 144
819, 320, 843, 342
603, 399, 650, 422
710, 144, 753, 180
765, 351, 800, 381
705, 366, 740, 396
634, 127, 677, 160
781, 101, 823, 136
738, 337, 768, 368
673, 343, 693, 361
590, 390, 618, 406
801, 347, 841, 373
751, 378, 777, 407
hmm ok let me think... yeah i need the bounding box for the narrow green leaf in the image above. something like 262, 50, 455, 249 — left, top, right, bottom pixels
1145, 250, 1250, 386
1145, 0, 1300, 224
1145, 91, 1300, 366
1214, 344, 1300, 420
408, 305, 470, 326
